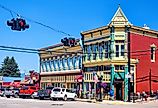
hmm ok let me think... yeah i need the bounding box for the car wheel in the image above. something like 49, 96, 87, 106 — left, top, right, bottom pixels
31, 95, 34, 99
50, 97, 55, 101
73, 96, 77, 101
2, 94, 5, 97
6, 96, 10, 98
39, 97, 44, 100
63, 95, 67, 101
14, 93, 19, 98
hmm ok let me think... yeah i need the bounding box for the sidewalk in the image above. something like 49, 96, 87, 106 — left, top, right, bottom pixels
76, 98, 158, 105
76, 98, 133, 104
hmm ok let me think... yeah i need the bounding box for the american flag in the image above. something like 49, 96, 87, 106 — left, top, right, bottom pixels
93, 72, 98, 84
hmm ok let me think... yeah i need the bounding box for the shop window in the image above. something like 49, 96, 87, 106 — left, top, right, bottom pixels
130, 65, 134, 72
115, 65, 125, 71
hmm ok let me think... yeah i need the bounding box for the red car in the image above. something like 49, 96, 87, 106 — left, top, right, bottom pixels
19, 86, 39, 98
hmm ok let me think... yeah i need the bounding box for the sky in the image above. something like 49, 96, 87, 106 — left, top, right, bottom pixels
0, 0, 158, 73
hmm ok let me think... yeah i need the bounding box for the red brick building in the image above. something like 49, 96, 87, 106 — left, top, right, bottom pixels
130, 27, 158, 93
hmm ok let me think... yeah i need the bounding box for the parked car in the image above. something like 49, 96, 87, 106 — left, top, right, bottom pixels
31, 91, 39, 99
4, 88, 14, 98
12, 88, 20, 98
0, 88, 5, 97
50, 87, 77, 101
19, 86, 39, 98
38, 86, 54, 100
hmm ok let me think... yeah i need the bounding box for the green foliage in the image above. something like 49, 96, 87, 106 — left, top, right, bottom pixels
0, 56, 20, 77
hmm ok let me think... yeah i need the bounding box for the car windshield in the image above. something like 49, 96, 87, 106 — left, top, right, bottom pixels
53, 88, 61, 92
22, 87, 28, 90
13, 88, 19, 90
0, 89, 4, 91
46, 87, 54, 90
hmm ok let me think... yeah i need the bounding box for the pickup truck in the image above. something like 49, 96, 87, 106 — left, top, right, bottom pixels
19, 86, 39, 98
38, 86, 54, 100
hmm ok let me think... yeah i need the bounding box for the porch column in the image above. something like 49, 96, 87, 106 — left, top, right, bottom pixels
110, 64, 115, 91
110, 26, 115, 59
124, 65, 128, 101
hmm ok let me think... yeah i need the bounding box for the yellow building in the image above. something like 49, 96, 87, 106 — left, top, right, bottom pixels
80, 6, 138, 101
39, 39, 83, 93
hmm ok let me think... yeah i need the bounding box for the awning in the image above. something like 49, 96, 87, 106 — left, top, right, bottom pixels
74, 75, 83, 82
10, 82, 21, 87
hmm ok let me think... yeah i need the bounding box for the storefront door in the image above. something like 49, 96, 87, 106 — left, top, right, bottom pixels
115, 82, 123, 100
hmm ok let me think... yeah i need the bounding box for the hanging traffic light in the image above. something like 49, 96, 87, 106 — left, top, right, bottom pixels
61, 37, 77, 47
7, 18, 29, 31
69, 38, 77, 47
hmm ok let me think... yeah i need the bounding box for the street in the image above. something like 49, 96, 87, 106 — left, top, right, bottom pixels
0, 97, 158, 108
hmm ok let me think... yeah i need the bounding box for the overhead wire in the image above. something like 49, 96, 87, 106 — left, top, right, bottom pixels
0, 4, 73, 36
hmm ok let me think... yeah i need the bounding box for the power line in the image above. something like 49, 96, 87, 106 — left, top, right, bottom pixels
0, 4, 73, 36
0, 48, 38, 54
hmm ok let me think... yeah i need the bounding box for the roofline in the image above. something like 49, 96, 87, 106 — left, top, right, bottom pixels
39, 38, 80, 51
81, 25, 109, 35
131, 25, 158, 34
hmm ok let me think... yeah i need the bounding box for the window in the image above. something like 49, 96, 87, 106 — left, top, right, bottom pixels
151, 46, 156, 62
53, 88, 61, 92
115, 45, 119, 57
44, 61, 48, 72
93, 44, 97, 60
104, 42, 109, 58
130, 65, 134, 72
99, 43, 103, 59
48, 60, 52, 71
115, 65, 125, 71
121, 45, 125, 56
87, 45, 91, 60
67, 58, 70, 70
41, 62, 45, 72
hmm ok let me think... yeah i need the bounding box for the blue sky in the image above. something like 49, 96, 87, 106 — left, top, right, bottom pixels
0, 0, 158, 73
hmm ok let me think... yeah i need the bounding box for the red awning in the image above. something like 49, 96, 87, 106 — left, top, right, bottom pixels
9, 82, 21, 87
75, 75, 83, 82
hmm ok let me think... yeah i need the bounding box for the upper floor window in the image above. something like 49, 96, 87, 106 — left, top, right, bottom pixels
150, 44, 156, 62
115, 45, 119, 57
99, 43, 103, 59
104, 41, 109, 58
87, 45, 91, 60
115, 40, 125, 57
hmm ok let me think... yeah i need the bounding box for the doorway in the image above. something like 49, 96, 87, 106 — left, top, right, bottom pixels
115, 82, 123, 100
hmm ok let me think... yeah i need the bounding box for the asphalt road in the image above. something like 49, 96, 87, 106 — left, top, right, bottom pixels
0, 97, 158, 108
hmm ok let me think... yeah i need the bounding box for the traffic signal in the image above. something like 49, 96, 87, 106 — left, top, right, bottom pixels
61, 37, 69, 46
69, 38, 77, 47
7, 18, 29, 31
61, 37, 77, 47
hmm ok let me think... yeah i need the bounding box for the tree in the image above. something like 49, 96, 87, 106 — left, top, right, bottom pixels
0, 56, 20, 77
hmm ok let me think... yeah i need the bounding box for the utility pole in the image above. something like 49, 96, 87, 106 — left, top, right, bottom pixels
149, 69, 152, 96
127, 26, 131, 102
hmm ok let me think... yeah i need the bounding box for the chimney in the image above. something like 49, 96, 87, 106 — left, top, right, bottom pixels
143, 24, 150, 29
